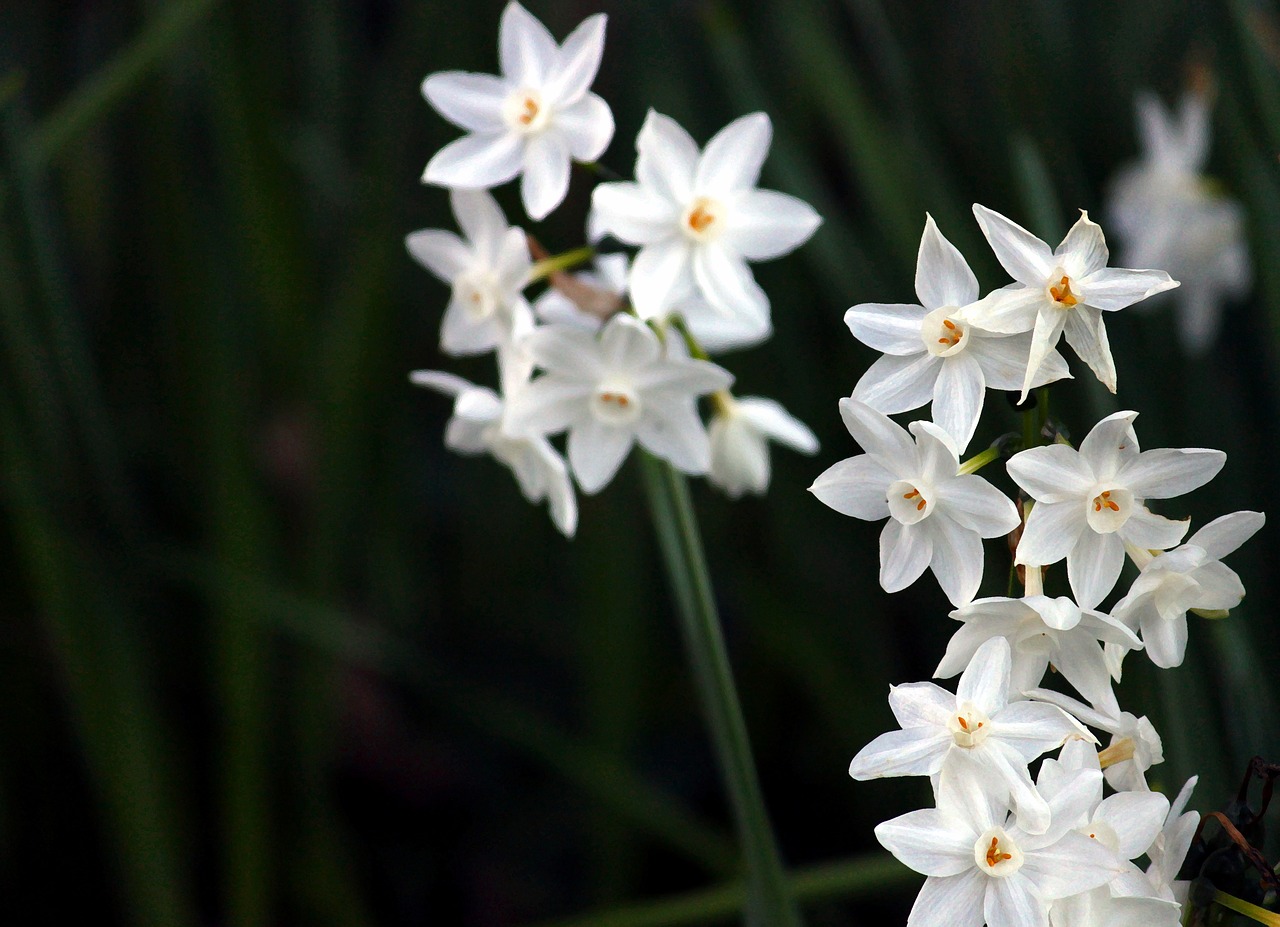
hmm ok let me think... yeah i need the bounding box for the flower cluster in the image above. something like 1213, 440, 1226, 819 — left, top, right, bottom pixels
813, 208, 1263, 926
408, 2, 821, 535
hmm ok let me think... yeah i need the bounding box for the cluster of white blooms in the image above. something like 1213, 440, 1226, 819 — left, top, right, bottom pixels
408, 2, 821, 536
812, 206, 1263, 926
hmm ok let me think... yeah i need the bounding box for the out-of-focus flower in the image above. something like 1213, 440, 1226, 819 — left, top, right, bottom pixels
707, 395, 818, 498
846, 215, 1070, 453
962, 206, 1178, 400
590, 110, 821, 331
504, 313, 732, 493
406, 189, 533, 355
1106, 91, 1251, 355
421, 2, 614, 220
809, 399, 1020, 606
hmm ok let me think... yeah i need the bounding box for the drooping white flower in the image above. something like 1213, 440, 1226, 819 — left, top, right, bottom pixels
1110, 510, 1263, 670
707, 395, 818, 498
421, 2, 614, 220
590, 110, 821, 328
1025, 688, 1164, 793
961, 206, 1178, 400
850, 638, 1089, 834
406, 189, 533, 355
809, 399, 1020, 606
1106, 91, 1251, 355
875, 754, 1124, 927
936, 595, 1142, 716
1141, 776, 1199, 905
846, 215, 1070, 452
1007, 410, 1226, 609
504, 313, 732, 493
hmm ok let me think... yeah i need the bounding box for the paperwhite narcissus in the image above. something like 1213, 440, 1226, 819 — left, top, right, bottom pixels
421, 2, 614, 220
849, 638, 1089, 835
707, 396, 818, 498
590, 110, 821, 328
1142, 776, 1200, 905
810, 399, 1019, 606
1106, 91, 1251, 355
1025, 688, 1164, 793
1007, 410, 1226, 609
845, 215, 1070, 453
961, 205, 1178, 401
503, 314, 732, 493
406, 189, 533, 355
875, 755, 1124, 927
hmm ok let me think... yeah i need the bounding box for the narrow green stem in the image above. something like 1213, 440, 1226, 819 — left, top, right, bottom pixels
668, 314, 712, 361
1022, 399, 1039, 452
639, 454, 802, 927
529, 245, 594, 282
957, 445, 1000, 475
1213, 889, 1280, 926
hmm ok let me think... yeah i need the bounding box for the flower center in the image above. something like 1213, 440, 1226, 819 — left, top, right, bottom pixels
921, 306, 968, 357
1049, 274, 1079, 308
887, 479, 933, 525
503, 89, 550, 133
453, 272, 501, 322
681, 197, 724, 241
946, 702, 992, 748
1084, 486, 1134, 534
590, 382, 642, 425
974, 827, 1024, 878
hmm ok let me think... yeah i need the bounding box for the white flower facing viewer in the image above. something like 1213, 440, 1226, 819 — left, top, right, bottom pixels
421, 2, 614, 220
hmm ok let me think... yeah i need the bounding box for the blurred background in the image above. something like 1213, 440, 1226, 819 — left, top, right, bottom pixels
2, 0, 1279, 924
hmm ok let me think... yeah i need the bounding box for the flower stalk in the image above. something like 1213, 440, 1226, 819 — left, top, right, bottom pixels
529, 245, 596, 284
639, 452, 802, 927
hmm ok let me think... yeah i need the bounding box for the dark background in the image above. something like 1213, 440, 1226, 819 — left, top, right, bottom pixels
1, 0, 1278, 924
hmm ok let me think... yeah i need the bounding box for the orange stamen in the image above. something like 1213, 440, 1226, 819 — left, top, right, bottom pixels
1050, 275, 1079, 307
985, 837, 1012, 867
517, 97, 539, 125
687, 205, 715, 233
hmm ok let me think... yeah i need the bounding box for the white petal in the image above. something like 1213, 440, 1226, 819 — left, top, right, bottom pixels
932, 352, 985, 453
556, 92, 614, 161
960, 285, 1045, 335
1119, 508, 1189, 551
985, 874, 1046, 927
1062, 305, 1117, 394
695, 112, 772, 195
993, 703, 1090, 762
629, 238, 693, 318
635, 110, 698, 206
1097, 791, 1169, 859
844, 302, 930, 356
1188, 510, 1265, 560
503, 374, 589, 437
523, 323, 602, 378
737, 398, 819, 454
723, 188, 822, 260
881, 520, 934, 593
943, 475, 1021, 537
889, 681, 958, 728
1055, 211, 1109, 277
1053, 635, 1120, 714
848, 727, 951, 779
1021, 306, 1067, 400
410, 369, 475, 398
809, 455, 894, 520
929, 516, 983, 606
837, 398, 917, 463
1141, 610, 1188, 669
424, 132, 525, 188
520, 133, 572, 219
973, 203, 1054, 286
405, 230, 471, 282
692, 241, 769, 320
958, 637, 1012, 712
1191, 561, 1245, 610
499, 1, 559, 86
636, 401, 711, 474
1067, 530, 1125, 609
1015, 501, 1085, 566
965, 333, 1058, 391
1007, 445, 1095, 502
984, 745, 1052, 835
907, 872, 987, 927
598, 312, 660, 369
876, 810, 975, 878
1115, 447, 1225, 500
544, 13, 605, 105
708, 415, 768, 497
452, 188, 511, 255
916, 215, 980, 309
851, 353, 940, 416
1020, 832, 1122, 899
634, 358, 733, 397
591, 181, 679, 245
1080, 266, 1178, 311
568, 417, 634, 493
422, 72, 508, 133
439, 296, 503, 355
1078, 410, 1140, 481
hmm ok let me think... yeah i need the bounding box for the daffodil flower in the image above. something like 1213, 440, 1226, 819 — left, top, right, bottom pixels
1024, 688, 1164, 793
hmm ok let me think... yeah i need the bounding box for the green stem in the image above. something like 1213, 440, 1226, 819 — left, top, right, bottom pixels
639, 454, 802, 927
1213, 889, 1280, 926
957, 445, 1000, 475
529, 245, 595, 282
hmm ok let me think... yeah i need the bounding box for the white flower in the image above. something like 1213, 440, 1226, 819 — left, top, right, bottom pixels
809, 399, 1020, 606
849, 638, 1089, 834
846, 215, 1070, 452
1025, 688, 1164, 793
936, 596, 1141, 716
590, 110, 821, 329
1106, 92, 1251, 354
1008, 410, 1226, 609
406, 189, 533, 355
875, 754, 1124, 927
421, 2, 614, 220
1110, 510, 1263, 670
1141, 776, 1199, 905
1049, 893, 1182, 927
707, 396, 818, 498
962, 206, 1178, 400
504, 313, 732, 493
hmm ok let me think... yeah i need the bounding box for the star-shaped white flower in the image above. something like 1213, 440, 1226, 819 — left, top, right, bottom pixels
590, 110, 821, 327
406, 189, 533, 355
846, 215, 1070, 452
504, 314, 732, 493
1025, 688, 1164, 793
810, 400, 1020, 606
421, 2, 614, 220
1112, 510, 1263, 669
850, 638, 1089, 834
936, 595, 1141, 717
1007, 410, 1226, 609
707, 395, 818, 499
961, 205, 1178, 400
876, 755, 1124, 927
1106, 91, 1251, 355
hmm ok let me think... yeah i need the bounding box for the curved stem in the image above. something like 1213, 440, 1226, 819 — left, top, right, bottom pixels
529, 245, 595, 283
640, 454, 803, 927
